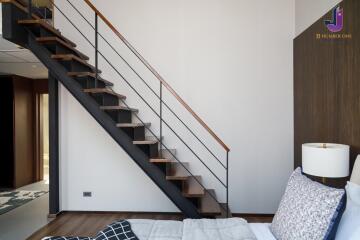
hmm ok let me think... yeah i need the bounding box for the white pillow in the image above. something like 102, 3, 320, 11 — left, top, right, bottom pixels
350, 155, 360, 185
349, 227, 360, 240
336, 181, 360, 240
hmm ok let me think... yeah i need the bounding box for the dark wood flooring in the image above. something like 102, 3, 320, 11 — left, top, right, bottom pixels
27, 212, 273, 240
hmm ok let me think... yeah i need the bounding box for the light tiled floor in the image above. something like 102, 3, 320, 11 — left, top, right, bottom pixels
0, 181, 52, 240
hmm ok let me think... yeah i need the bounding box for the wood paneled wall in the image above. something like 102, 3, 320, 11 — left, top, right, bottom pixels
294, 0, 360, 187
13, 76, 36, 188
0, 75, 49, 189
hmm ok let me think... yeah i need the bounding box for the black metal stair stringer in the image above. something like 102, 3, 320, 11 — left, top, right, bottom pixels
24, 30, 202, 219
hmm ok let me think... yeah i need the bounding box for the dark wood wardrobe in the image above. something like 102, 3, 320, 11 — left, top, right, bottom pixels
0, 75, 48, 189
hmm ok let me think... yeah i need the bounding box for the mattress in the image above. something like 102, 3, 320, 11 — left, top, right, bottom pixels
42, 220, 276, 240
129, 219, 275, 240
249, 223, 276, 240
129, 218, 258, 240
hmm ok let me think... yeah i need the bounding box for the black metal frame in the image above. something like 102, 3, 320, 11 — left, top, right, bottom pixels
14, 0, 230, 217
27, 33, 202, 218
48, 72, 60, 215
54, 0, 230, 216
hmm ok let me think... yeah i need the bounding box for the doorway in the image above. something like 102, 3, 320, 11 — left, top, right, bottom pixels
0, 76, 50, 218
33, 79, 50, 186
37, 93, 50, 184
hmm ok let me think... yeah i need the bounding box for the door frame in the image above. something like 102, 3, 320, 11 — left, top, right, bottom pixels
33, 76, 59, 215
48, 73, 60, 215
33, 79, 49, 182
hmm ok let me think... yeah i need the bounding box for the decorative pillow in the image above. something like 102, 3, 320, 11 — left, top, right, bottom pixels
44, 220, 139, 240
43, 237, 92, 240
335, 182, 360, 240
94, 220, 139, 240
270, 167, 346, 240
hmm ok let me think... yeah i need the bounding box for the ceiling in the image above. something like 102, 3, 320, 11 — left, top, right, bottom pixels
0, 35, 48, 79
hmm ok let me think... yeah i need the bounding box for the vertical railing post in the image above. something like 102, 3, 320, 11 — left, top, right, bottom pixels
95, 13, 99, 88
226, 151, 229, 218
160, 82, 163, 157
27, 0, 32, 18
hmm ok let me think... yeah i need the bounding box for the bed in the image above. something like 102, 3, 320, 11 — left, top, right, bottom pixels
126, 155, 360, 240
43, 156, 360, 240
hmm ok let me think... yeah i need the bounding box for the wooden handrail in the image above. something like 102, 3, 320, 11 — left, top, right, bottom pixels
83, 0, 229, 152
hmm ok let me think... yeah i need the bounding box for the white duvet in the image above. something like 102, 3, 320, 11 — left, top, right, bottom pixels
129, 218, 257, 240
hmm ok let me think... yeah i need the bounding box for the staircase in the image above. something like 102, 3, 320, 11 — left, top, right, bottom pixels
1, 0, 230, 218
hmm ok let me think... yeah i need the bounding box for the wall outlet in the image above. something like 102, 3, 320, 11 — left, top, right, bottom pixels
83, 191, 92, 197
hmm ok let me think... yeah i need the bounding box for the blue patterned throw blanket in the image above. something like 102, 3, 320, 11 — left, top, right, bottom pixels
44, 220, 139, 240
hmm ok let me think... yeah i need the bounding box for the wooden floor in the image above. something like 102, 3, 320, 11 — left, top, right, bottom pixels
28, 212, 273, 240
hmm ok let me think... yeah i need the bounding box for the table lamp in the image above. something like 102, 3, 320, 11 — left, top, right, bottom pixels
302, 143, 350, 183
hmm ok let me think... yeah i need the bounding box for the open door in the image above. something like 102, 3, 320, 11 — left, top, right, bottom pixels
35, 93, 49, 183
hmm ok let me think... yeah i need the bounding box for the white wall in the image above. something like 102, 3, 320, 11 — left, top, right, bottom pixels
55, 0, 294, 214
295, 0, 342, 36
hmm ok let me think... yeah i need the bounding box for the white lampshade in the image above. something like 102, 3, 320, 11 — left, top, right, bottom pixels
302, 143, 349, 178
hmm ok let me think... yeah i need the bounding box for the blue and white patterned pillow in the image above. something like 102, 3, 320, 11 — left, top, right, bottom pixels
95, 220, 139, 240
44, 220, 138, 240
43, 238, 91, 240
271, 168, 345, 240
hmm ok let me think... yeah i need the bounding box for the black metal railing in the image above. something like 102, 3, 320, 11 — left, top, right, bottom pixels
28, 0, 230, 217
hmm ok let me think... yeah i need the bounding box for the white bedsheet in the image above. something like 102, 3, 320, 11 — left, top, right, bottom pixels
42, 219, 276, 240
249, 223, 277, 240
129, 218, 257, 240
129, 219, 182, 240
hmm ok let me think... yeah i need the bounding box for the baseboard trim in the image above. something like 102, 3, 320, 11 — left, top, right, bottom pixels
60, 210, 184, 215
56, 211, 273, 218
233, 213, 274, 217
47, 211, 63, 219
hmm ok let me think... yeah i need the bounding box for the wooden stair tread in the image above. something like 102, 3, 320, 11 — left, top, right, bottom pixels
133, 140, 158, 145
116, 123, 151, 128
67, 72, 113, 86
166, 162, 191, 180
183, 176, 205, 197
100, 105, 138, 112
199, 189, 221, 215
18, 19, 76, 47
36, 36, 89, 60
84, 88, 126, 99
51, 54, 101, 73
150, 158, 175, 163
